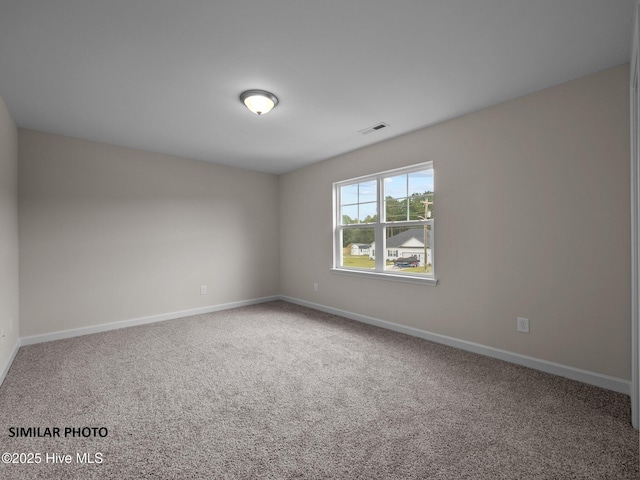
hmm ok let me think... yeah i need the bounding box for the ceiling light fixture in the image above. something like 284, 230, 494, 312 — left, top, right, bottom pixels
240, 89, 279, 116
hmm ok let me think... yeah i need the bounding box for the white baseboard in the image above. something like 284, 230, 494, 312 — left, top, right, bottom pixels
0, 339, 20, 388
11, 294, 632, 396
280, 295, 631, 396
20, 295, 280, 346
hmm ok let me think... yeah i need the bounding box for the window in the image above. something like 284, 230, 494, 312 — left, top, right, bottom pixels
333, 162, 435, 285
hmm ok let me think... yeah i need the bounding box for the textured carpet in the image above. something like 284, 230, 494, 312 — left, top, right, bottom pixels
0, 300, 637, 479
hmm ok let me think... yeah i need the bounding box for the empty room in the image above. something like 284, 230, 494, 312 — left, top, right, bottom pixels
1, 1, 639, 478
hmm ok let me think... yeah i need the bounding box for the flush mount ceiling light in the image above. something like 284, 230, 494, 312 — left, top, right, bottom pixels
240, 89, 279, 116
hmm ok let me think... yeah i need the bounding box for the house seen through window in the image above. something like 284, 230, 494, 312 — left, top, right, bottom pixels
333, 162, 435, 284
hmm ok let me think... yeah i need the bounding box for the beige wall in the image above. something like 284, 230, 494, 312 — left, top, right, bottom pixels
280, 64, 631, 380
19, 130, 280, 337
0, 96, 19, 367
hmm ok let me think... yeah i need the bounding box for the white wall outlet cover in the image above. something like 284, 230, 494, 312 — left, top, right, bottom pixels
200, 285, 207, 295
517, 317, 530, 333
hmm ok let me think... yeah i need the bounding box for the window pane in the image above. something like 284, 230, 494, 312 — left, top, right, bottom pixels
340, 181, 378, 223
383, 225, 433, 275
408, 170, 433, 195
408, 193, 434, 220
386, 196, 408, 221
358, 201, 377, 223
341, 184, 358, 205
407, 169, 434, 220
341, 205, 358, 224
358, 180, 377, 204
384, 174, 407, 198
341, 227, 375, 270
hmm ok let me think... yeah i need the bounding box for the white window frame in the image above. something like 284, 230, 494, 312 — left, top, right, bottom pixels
332, 162, 437, 286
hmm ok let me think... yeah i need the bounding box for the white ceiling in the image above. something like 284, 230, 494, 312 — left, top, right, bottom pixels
0, 1, 634, 174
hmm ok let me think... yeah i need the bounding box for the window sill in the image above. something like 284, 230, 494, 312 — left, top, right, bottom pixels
330, 267, 438, 286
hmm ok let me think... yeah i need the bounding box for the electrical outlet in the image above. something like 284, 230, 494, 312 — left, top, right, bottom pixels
517, 317, 530, 334
200, 285, 207, 295
313, 283, 319, 292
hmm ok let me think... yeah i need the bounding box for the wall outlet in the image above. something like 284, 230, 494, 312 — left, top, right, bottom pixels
517, 317, 530, 334
200, 285, 207, 295
313, 283, 319, 292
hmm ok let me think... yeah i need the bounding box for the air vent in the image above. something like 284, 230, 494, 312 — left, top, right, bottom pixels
359, 122, 389, 135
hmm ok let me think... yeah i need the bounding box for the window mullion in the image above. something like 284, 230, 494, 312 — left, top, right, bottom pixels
334, 187, 342, 268
406, 174, 409, 221
375, 176, 384, 272
356, 183, 360, 223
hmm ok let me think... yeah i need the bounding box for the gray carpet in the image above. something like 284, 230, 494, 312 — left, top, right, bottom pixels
0, 300, 637, 479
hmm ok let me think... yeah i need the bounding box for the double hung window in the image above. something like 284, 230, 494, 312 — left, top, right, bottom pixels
333, 162, 435, 285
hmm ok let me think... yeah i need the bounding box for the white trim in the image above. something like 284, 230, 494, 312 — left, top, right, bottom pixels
280, 295, 631, 396
20, 296, 279, 346
0, 339, 20, 387
330, 267, 438, 286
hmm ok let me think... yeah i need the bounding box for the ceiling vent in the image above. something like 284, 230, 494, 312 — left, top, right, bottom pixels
359, 122, 389, 135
